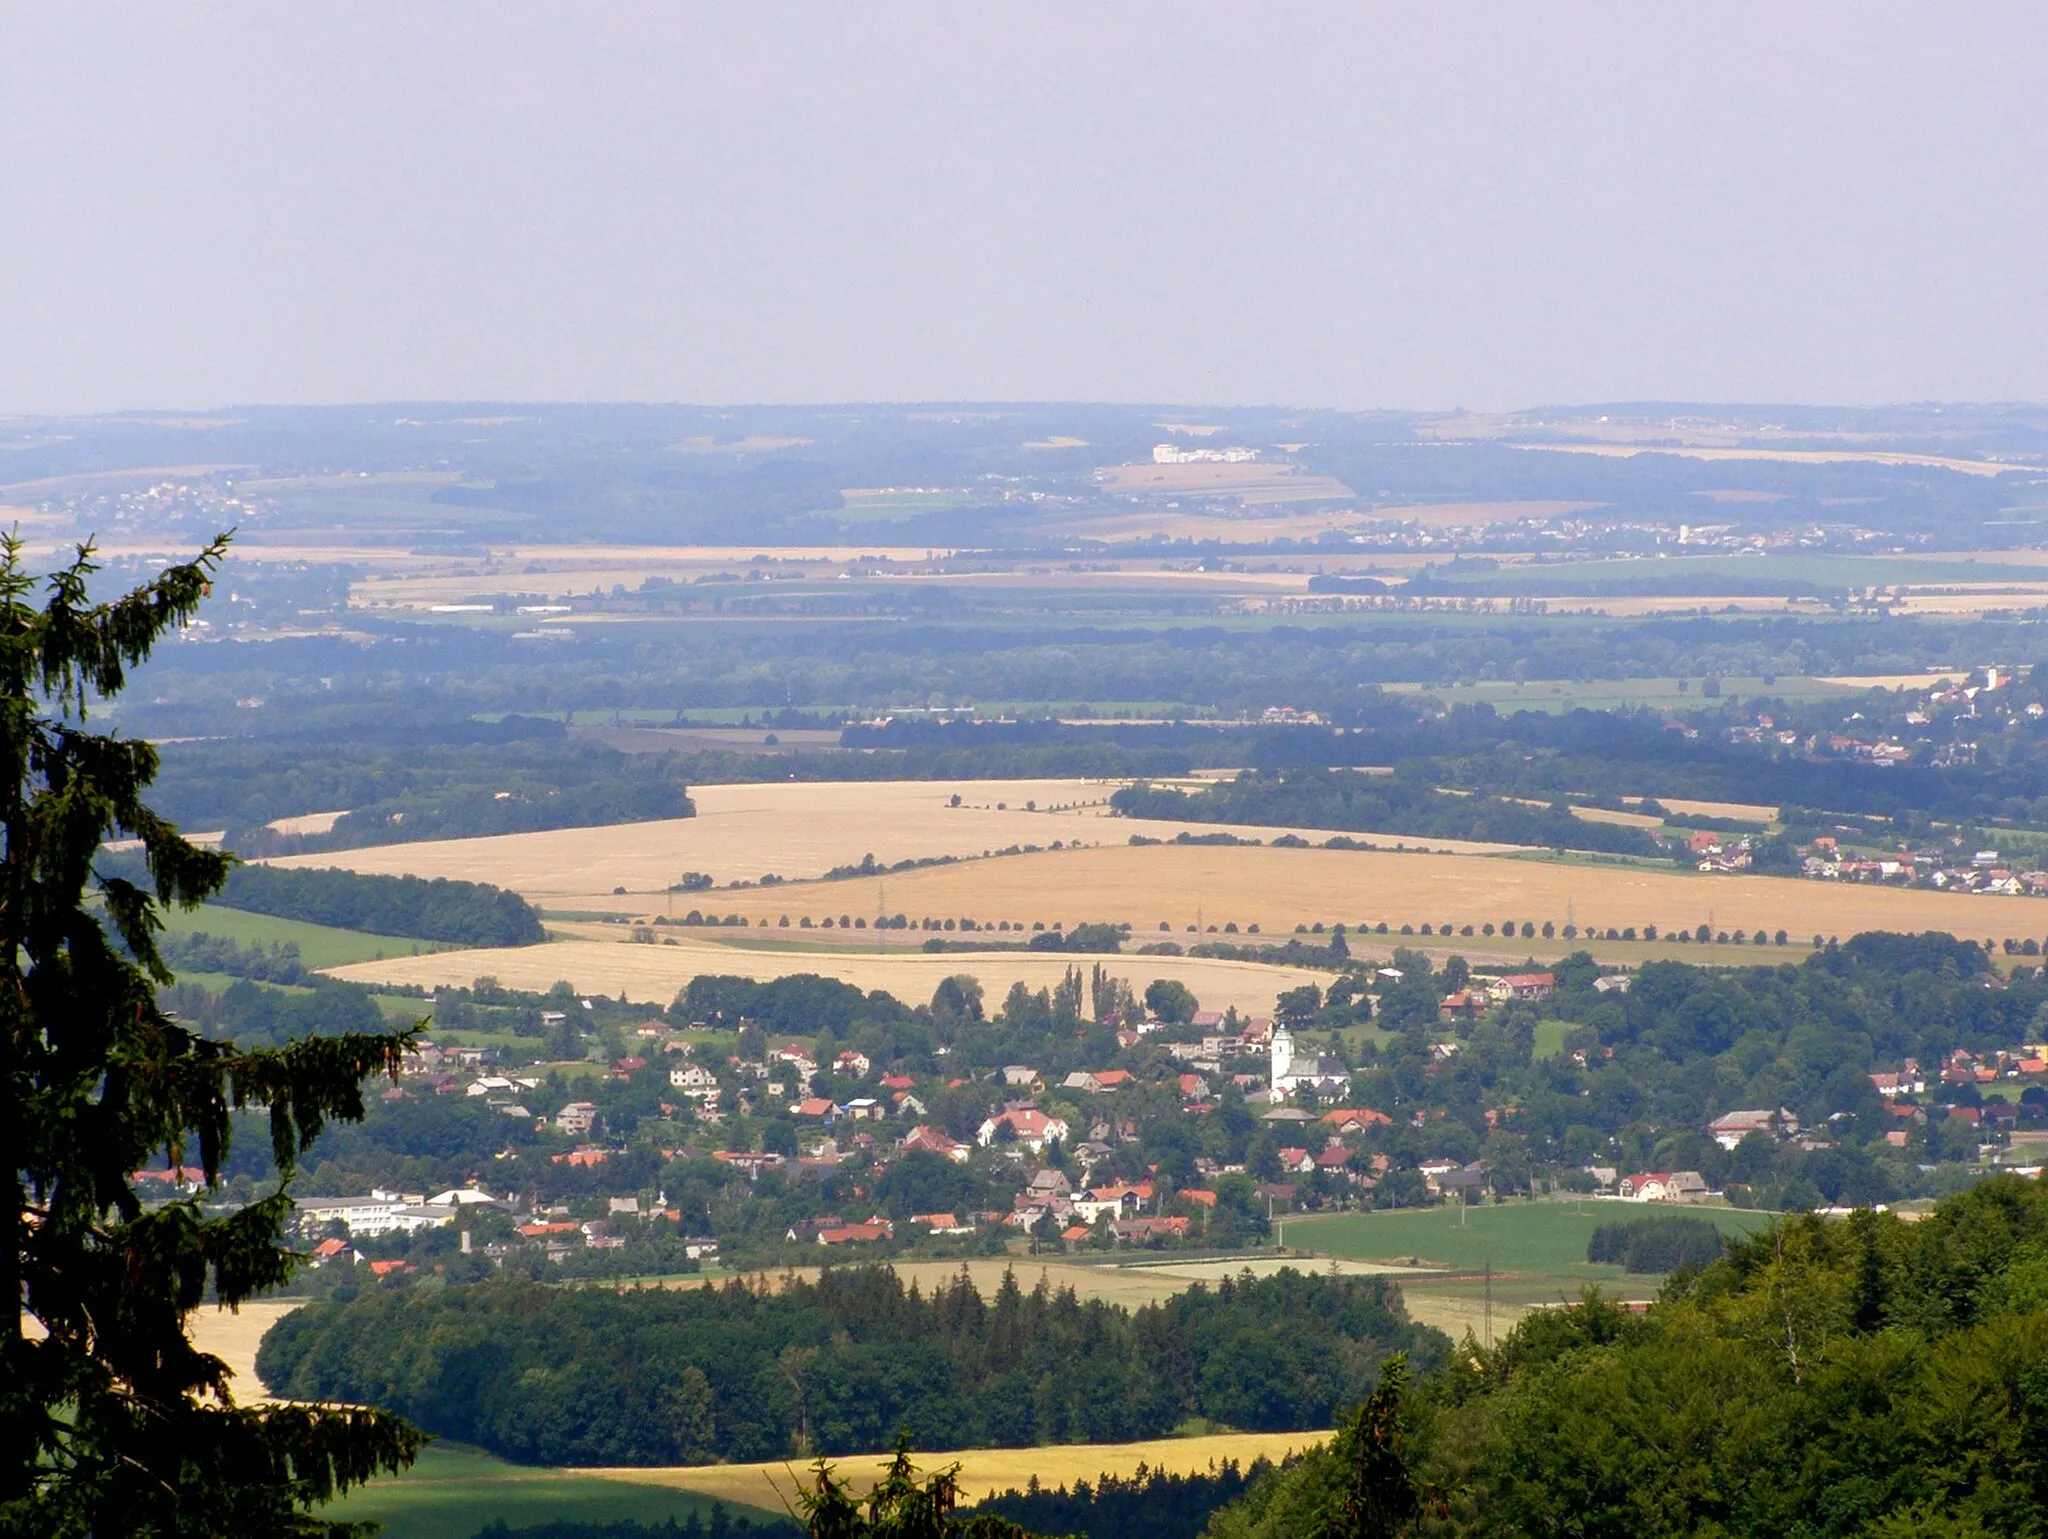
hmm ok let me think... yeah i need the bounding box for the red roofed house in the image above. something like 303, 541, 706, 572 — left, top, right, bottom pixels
1178, 1188, 1218, 1208
901, 1124, 972, 1163
816, 1219, 891, 1246
976, 1108, 1072, 1152
1323, 1107, 1393, 1131
1489, 973, 1556, 1003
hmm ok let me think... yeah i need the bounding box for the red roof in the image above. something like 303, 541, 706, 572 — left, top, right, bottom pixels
1323, 1108, 1392, 1128
367, 1260, 410, 1277
1179, 1189, 1218, 1207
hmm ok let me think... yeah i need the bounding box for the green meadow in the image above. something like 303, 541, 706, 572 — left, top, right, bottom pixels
158, 902, 453, 970
1292, 1199, 1775, 1282
320, 1443, 786, 1539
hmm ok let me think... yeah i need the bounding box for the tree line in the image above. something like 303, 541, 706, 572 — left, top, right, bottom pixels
1109, 770, 1667, 858
256, 1266, 1449, 1467
212, 864, 547, 946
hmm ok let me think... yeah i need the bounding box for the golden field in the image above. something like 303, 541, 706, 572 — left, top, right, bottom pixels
497, 843, 2048, 948
268, 777, 1525, 899
325, 934, 1328, 1019
591, 1429, 1327, 1509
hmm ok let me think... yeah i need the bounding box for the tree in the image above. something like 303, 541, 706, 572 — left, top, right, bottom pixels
1, 536, 423, 1535
795, 1435, 1044, 1537
1328, 1356, 1430, 1539
1145, 978, 1199, 1025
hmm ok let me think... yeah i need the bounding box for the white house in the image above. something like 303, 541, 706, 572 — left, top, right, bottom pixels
555, 1101, 599, 1137
294, 1192, 457, 1238
975, 1108, 1072, 1152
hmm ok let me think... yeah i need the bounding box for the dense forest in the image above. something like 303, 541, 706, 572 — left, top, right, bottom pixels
1109, 770, 1667, 856
211, 864, 546, 946
1204, 1179, 2048, 1538
256, 1266, 1448, 1465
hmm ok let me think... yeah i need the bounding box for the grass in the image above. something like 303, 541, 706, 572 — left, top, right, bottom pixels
1292, 1200, 1774, 1281
159, 903, 450, 970
320, 1442, 781, 1539
1531, 1020, 1572, 1060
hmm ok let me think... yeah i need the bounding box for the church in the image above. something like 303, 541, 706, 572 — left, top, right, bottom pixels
1270, 1025, 1349, 1101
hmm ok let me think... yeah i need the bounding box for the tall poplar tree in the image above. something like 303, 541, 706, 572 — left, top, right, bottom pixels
0, 536, 423, 1536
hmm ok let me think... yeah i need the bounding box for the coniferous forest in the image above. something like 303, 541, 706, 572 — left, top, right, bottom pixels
256, 1267, 1447, 1466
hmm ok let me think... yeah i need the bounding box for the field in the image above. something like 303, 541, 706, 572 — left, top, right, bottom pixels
1290, 1200, 1778, 1335
512, 843, 2048, 948
321, 1443, 774, 1539
324, 934, 1329, 1019
594, 1429, 1327, 1511
264, 777, 1528, 900
158, 903, 452, 969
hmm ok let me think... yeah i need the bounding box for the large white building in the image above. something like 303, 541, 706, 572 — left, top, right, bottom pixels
294, 1191, 458, 1238
1270, 1026, 1349, 1100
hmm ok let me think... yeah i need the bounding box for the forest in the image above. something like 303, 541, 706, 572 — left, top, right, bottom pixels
254, 1266, 1448, 1466
211, 864, 547, 946
1205, 1178, 2048, 1538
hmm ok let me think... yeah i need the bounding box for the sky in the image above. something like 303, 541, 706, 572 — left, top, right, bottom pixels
2, 4, 2044, 415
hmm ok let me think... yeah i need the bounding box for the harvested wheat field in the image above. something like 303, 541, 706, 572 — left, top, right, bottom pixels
562, 844, 2048, 948
592, 1429, 1327, 1509
1628, 795, 1779, 824
324, 934, 1327, 1018
266, 778, 1525, 899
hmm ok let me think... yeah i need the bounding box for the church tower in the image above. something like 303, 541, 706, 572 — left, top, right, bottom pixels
1270, 1025, 1296, 1090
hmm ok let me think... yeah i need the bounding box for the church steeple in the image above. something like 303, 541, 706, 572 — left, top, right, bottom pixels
1270, 1024, 1296, 1090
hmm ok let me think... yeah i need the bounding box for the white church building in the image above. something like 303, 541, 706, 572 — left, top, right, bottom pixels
1270, 1025, 1350, 1101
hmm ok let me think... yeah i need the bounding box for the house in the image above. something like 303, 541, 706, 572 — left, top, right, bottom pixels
1026, 1169, 1073, 1200
911, 1212, 976, 1235
1618, 1170, 1710, 1203
901, 1124, 972, 1163
816, 1221, 891, 1246
880, 1074, 917, 1092
1438, 991, 1485, 1021
1323, 1107, 1393, 1131
1111, 1215, 1190, 1243
793, 1097, 837, 1119
555, 1101, 599, 1137
976, 1108, 1072, 1152
551, 1147, 608, 1168
833, 1050, 872, 1079
1707, 1107, 1797, 1150
1274, 1147, 1316, 1175
1869, 1067, 1926, 1098
669, 1063, 720, 1097
1593, 974, 1632, 994
1178, 1073, 1212, 1100
1489, 972, 1556, 1003
608, 1056, 647, 1080
308, 1237, 359, 1266
1179, 1188, 1218, 1208
842, 1097, 885, 1122
1000, 1065, 1043, 1091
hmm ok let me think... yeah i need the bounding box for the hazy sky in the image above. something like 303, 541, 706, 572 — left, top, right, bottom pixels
3, 4, 2044, 414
